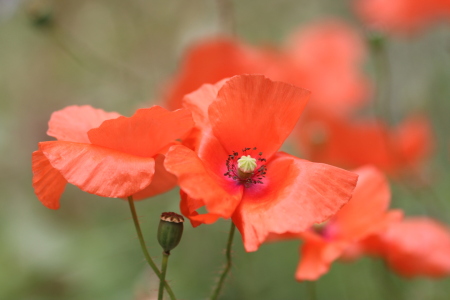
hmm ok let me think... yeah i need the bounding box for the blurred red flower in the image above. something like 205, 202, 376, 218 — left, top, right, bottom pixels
297, 111, 433, 176
357, 217, 450, 278
267, 166, 402, 280
164, 75, 358, 252
32, 105, 193, 209
274, 20, 371, 115
355, 0, 450, 33
161, 38, 273, 111
161, 20, 370, 116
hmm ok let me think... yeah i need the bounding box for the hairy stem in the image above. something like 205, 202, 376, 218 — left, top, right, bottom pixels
210, 222, 236, 300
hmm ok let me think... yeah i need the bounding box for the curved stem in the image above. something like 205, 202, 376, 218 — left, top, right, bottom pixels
127, 196, 177, 300
158, 252, 170, 300
210, 222, 236, 300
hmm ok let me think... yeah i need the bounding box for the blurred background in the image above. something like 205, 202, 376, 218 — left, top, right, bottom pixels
1, 0, 450, 299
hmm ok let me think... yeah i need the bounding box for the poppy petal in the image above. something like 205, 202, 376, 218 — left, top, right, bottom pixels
47, 105, 121, 143
179, 190, 223, 227
39, 141, 155, 198
88, 106, 194, 157
232, 153, 358, 252
295, 239, 345, 281
209, 75, 310, 159
333, 166, 391, 240
382, 218, 450, 278
132, 154, 177, 200
182, 79, 227, 130
165, 142, 243, 221
32, 150, 67, 209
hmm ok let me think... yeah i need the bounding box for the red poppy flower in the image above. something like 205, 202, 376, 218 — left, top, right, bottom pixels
295, 166, 402, 280
272, 20, 371, 115
32, 105, 193, 209
358, 217, 450, 278
164, 75, 359, 251
161, 38, 274, 110
355, 0, 450, 33
297, 111, 433, 176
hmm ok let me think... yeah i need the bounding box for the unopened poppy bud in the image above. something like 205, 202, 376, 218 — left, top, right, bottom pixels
157, 212, 184, 254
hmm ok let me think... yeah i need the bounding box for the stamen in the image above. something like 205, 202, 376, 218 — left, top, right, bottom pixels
224, 147, 267, 187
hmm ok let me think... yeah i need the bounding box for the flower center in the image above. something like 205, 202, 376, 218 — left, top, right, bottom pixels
224, 147, 267, 187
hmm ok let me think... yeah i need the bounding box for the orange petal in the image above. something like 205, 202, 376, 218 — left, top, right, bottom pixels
32, 150, 67, 209
165, 141, 243, 222
210, 75, 310, 159
47, 105, 121, 143
296, 239, 345, 281
39, 141, 155, 198
132, 154, 177, 200
87, 106, 194, 157
232, 153, 358, 252
333, 166, 391, 240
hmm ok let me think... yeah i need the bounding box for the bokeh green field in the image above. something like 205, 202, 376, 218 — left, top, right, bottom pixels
1, 0, 450, 299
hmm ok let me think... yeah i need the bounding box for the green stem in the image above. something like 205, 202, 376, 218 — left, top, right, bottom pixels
370, 34, 394, 124
210, 222, 236, 300
307, 281, 318, 300
217, 0, 236, 36
127, 196, 177, 300
158, 252, 170, 300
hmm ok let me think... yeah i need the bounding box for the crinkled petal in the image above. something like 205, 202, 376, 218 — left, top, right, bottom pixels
47, 105, 121, 143
88, 106, 194, 157
132, 154, 177, 200
210, 75, 310, 159
165, 142, 243, 222
232, 153, 358, 252
39, 141, 155, 198
32, 150, 67, 209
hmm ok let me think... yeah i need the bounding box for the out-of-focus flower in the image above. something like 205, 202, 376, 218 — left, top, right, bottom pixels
161, 20, 370, 117
297, 112, 433, 176
161, 38, 274, 111
356, 218, 450, 278
355, 0, 450, 34
274, 20, 371, 115
32, 105, 193, 209
164, 75, 359, 252
267, 166, 402, 280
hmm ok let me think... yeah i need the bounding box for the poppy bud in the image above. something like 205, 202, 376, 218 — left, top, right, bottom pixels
157, 212, 184, 254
